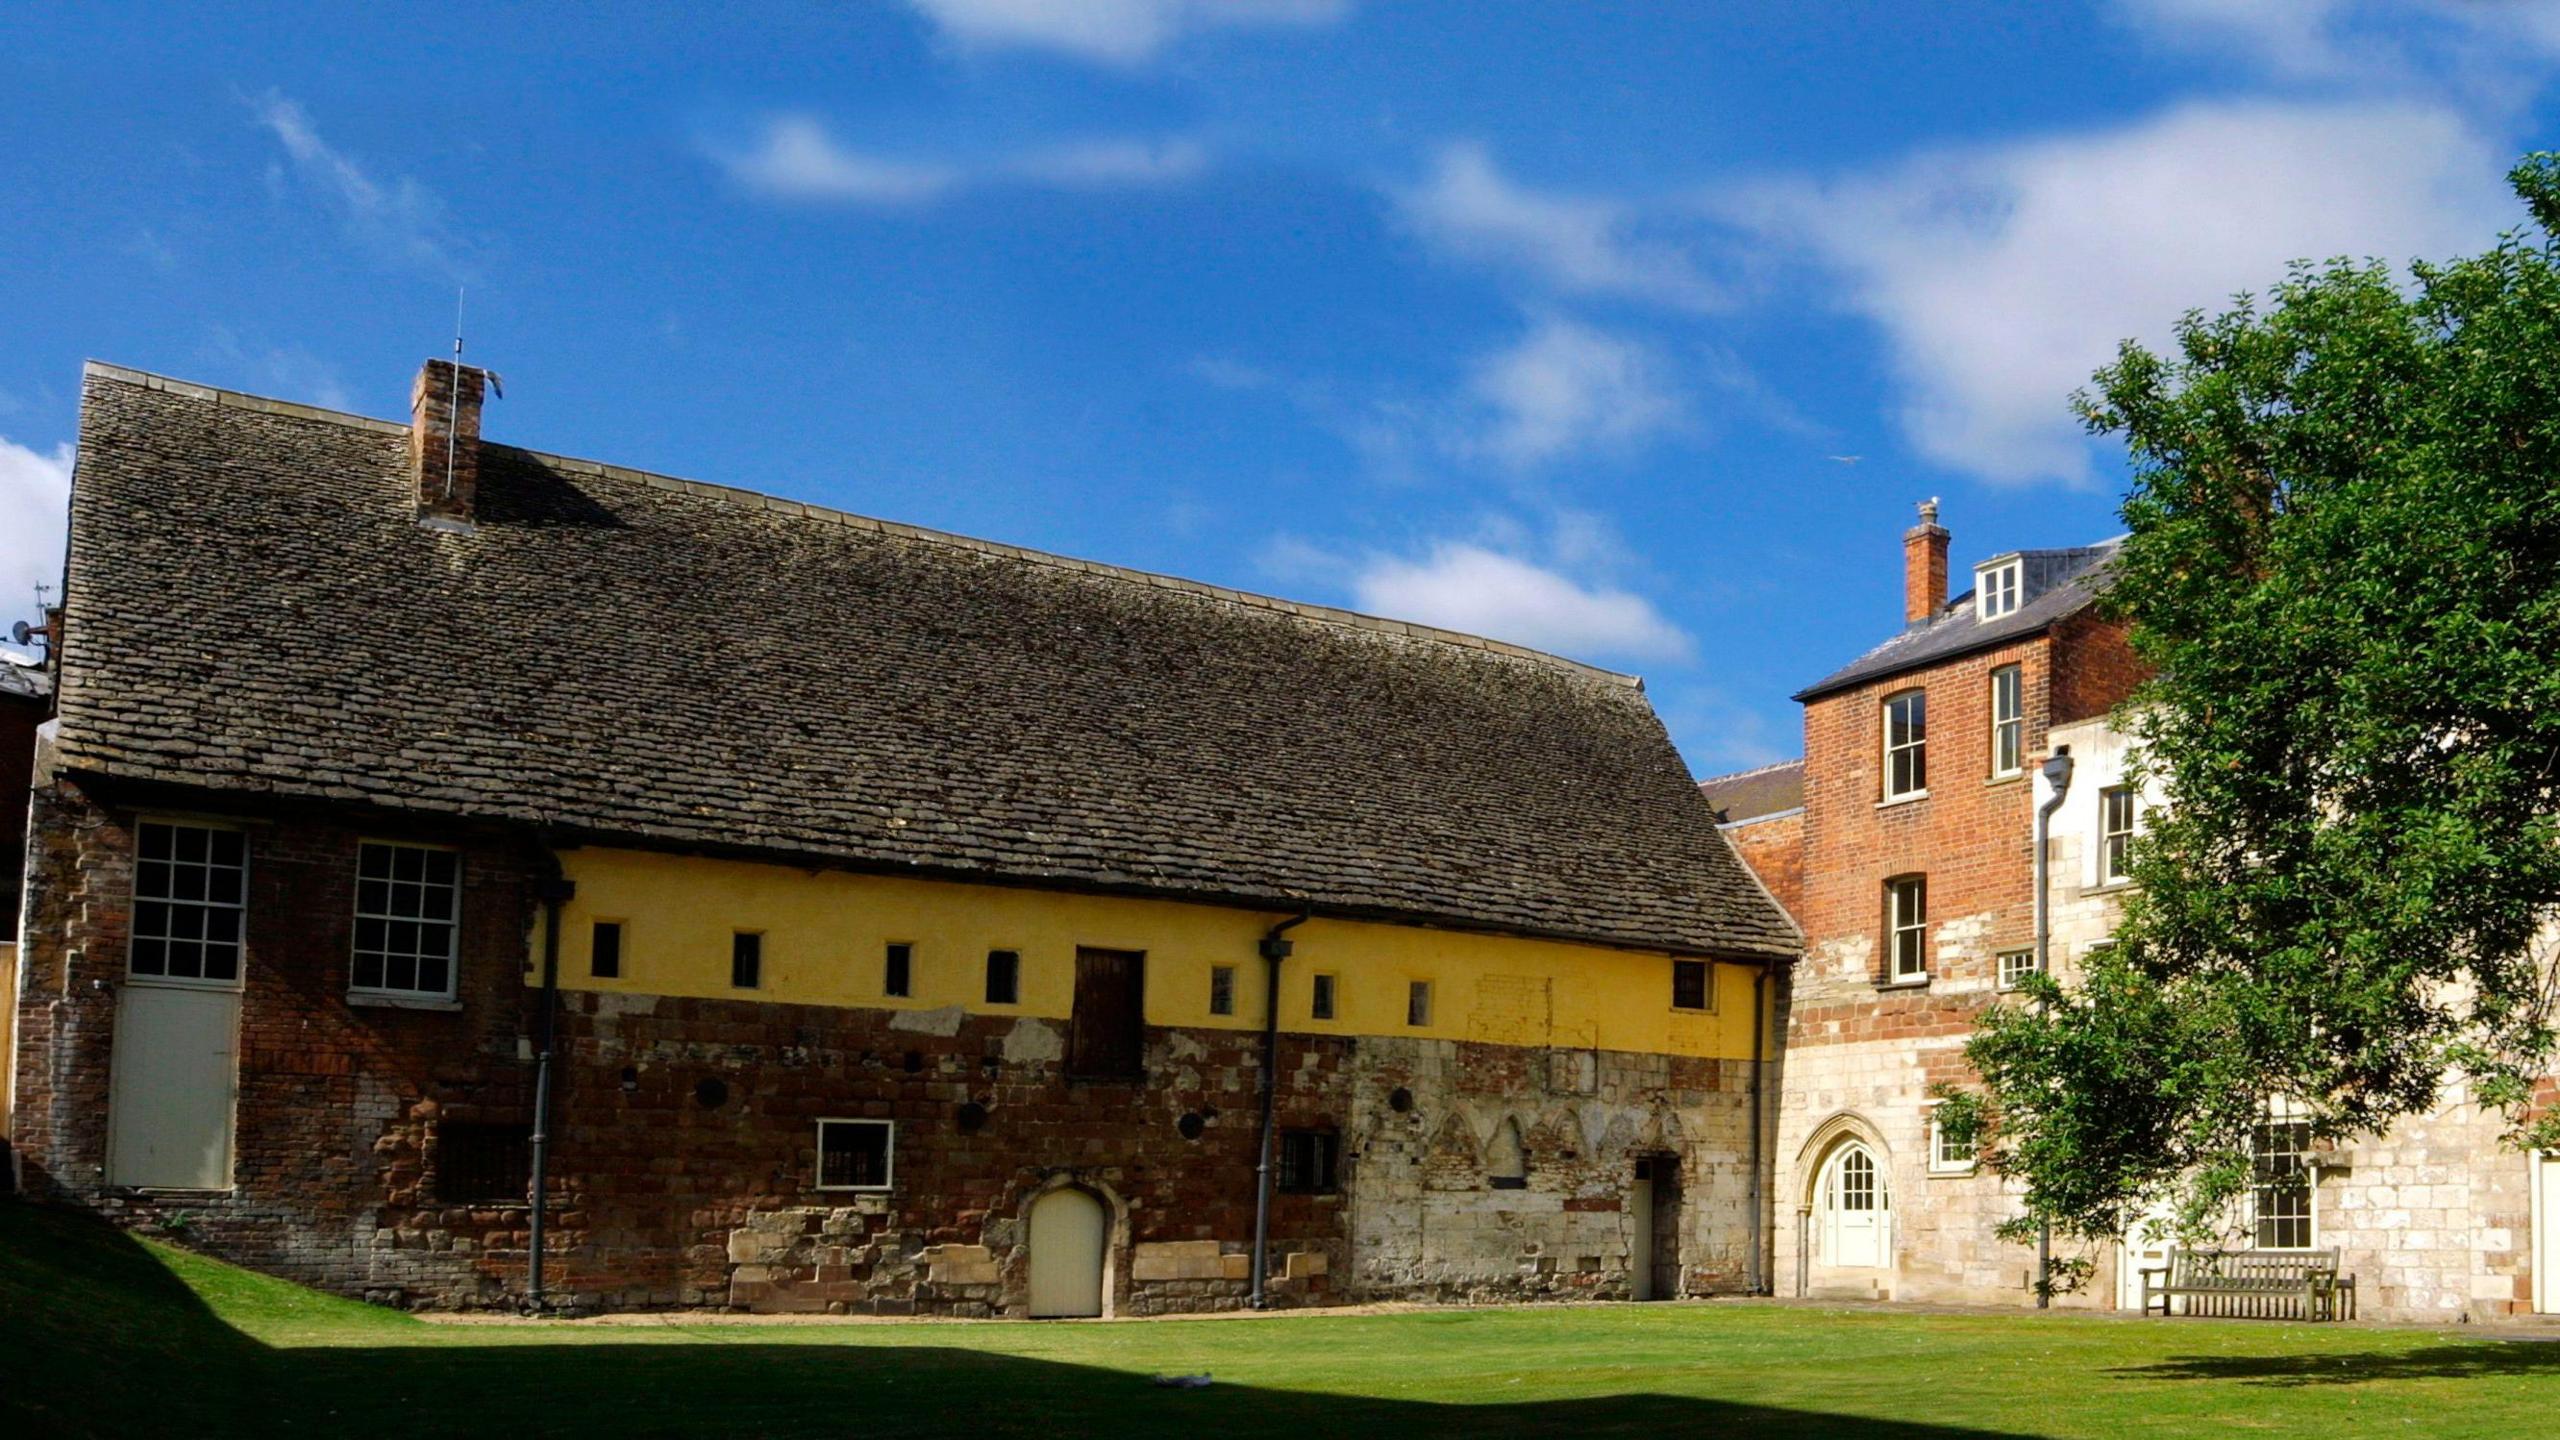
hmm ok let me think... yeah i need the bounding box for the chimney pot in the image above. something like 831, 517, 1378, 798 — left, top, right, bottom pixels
411, 358, 491, 525
1903, 497, 1948, 625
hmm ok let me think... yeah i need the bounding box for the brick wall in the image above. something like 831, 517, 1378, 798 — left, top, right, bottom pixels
11, 768, 1770, 1315
1721, 812, 1803, 924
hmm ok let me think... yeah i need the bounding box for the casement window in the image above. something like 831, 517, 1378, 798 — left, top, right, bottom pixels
1067, 947, 1146, 1079
434, 1122, 530, 1204
883, 942, 913, 999
985, 949, 1021, 1005
1209, 964, 1236, 1017
1989, 665, 2024, 778
1885, 875, 1928, 982
2100, 786, 2138, 884
816, 1118, 895, 1191
352, 841, 460, 1000
2251, 1098, 2315, 1249
590, 921, 623, 979
1927, 1108, 1976, 1175
1882, 689, 1928, 800
1310, 972, 1337, 1021
1406, 980, 1434, 1027
131, 820, 246, 984
1996, 947, 2036, 990
730, 931, 762, 990
1278, 1129, 1341, 1194
1671, 959, 1710, 1011
1977, 559, 2022, 620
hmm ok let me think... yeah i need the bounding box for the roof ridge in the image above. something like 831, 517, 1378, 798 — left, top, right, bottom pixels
1695, 758, 1803, 786
81, 360, 1641, 690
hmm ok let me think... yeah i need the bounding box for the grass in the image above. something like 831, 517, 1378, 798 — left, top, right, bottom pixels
4, 1201, 2556, 1438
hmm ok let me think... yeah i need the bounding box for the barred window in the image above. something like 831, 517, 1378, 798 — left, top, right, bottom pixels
1277, 1129, 1339, 1194
353, 842, 458, 999
817, 1119, 894, 1191
1209, 964, 1236, 1017
132, 821, 246, 984
435, 1122, 530, 1204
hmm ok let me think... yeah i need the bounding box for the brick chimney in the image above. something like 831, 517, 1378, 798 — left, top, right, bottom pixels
411, 358, 493, 525
1903, 497, 1948, 625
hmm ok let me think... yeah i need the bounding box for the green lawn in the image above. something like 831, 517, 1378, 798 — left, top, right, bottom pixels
4, 1201, 2554, 1439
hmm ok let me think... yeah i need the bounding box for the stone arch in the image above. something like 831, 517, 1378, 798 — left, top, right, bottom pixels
1486, 1116, 1528, 1189
1793, 1110, 1892, 1207
1006, 1171, 1131, 1319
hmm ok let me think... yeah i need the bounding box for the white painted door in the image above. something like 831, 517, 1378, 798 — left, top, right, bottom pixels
2535, 1152, 2560, 1315
2117, 1205, 2174, 1310
1818, 1143, 1889, 1269
1027, 1188, 1106, 1318
1629, 1170, 1656, 1300
108, 983, 240, 1190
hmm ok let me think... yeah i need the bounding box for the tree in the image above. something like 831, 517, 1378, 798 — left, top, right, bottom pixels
1959, 154, 2560, 1257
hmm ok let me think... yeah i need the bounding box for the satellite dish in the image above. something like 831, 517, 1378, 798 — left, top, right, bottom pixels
8, 621, 28, 646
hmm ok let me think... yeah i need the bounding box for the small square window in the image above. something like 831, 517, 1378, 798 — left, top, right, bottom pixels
731, 932, 762, 990
1406, 980, 1433, 1028
985, 949, 1020, 1005
590, 921, 623, 979
1927, 1110, 1976, 1174
1310, 972, 1337, 1021
1277, 1129, 1339, 1194
1671, 959, 1710, 1011
435, 1122, 531, 1203
1996, 948, 2036, 990
816, 1118, 894, 1191
884, 942, 913, 999
1209, 964, 1236, 1017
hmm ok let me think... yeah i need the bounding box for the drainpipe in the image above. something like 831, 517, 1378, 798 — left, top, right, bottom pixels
1248, 911, 1309, 1310
2032, 746, 2074, 1310
1747, 957, 1772, 1294
526, 866, 574, 1313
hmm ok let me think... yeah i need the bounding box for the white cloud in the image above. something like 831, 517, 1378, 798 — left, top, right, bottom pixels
0, 437, 72, 645
1396, 143, 1723, 311
1722, 99, 2510, 484
714, 117, 1210, 206
905, 0, 1346, 65
1350, 542, 1693, 664
2110, 0, 2560, 89
1460, 315, 1686, 467
249, 90, 466, 278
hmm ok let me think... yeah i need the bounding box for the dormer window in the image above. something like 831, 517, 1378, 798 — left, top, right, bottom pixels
1976, 559, 2022, 620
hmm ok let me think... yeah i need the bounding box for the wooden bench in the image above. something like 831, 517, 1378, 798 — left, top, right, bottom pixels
2139, 1248, 2355, 1320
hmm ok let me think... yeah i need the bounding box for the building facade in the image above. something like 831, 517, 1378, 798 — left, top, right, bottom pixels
4, 361, 1794, 1315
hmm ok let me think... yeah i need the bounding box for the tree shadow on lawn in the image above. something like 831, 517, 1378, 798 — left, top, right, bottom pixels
2109, 1341, 2560, 1389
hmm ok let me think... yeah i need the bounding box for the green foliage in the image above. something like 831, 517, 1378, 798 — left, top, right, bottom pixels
1968, 154, 2560, 1248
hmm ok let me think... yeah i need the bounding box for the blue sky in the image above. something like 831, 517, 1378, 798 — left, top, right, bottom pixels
3, 1, 2554, 772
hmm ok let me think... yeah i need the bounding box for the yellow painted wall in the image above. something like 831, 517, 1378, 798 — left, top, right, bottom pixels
548, 848, 1767, 1061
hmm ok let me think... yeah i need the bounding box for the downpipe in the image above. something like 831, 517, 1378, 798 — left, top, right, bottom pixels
526, 867, 574, 1314
2032, 746, 2073, 1310
1248, 911, 1309, 1310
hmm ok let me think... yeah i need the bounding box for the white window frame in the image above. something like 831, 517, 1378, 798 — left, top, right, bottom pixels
1989, 665, 2024, 778
2099, 786, 2138, 885
815, 1117, 896, 1192
1976, 559, 2023, 620
350, 839, 461, 1004
1209, 963, 1236, 1017
1886, 876, 1928, 983
1996, 947, 2037, 990
1926, 1105, 1976, 1175
1882, 689, 1928, 801
130, 818, 249, 991
2250, 1097, 2317, 1250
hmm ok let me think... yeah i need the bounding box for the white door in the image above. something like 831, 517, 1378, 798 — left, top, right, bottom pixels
1817, 1143, 1889, 1269
1629, 1170, 1656, 1300
109, 983, 241, 1190
1027, 1188, 1106, 1318
2536, 1152, 2560, 1315
2117, 1204, 2174, 1310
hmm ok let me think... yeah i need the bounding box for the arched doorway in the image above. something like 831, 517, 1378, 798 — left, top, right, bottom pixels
1026, 1187, 1107, 1318
1815, 1141, 1891, 1270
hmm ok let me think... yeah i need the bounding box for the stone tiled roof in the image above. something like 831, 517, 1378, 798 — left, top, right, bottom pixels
1794, 540, 2123, 702
54, 364, 1795, 959
1696, 760, 1803, 825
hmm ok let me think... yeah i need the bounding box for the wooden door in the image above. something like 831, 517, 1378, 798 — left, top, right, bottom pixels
1819, 1143, 1888, 1269
1067, 948, 1145, 1078
110, 984, 240, 1190
1649, 1156, 1684, 1299
1629, 1167, 1656, 1300
1028, 1188, 1107, 1318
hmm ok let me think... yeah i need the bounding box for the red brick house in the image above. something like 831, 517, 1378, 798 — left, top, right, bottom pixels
5, 360, 1793, 1315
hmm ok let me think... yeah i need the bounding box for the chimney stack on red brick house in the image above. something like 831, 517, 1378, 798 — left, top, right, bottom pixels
1903, 497, 1948, 624
411, 358, 495, 525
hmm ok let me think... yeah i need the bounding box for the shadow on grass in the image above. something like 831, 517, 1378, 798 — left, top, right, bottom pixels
2109, 1343, 2560, 1389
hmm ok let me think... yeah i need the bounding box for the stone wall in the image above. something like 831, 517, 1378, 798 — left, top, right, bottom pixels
10, 768, 1771, 1315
